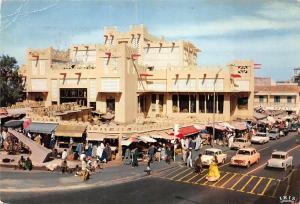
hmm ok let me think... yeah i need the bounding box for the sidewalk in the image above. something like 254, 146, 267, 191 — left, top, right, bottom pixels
0, 159, 178, 193
287, 164, 300, 202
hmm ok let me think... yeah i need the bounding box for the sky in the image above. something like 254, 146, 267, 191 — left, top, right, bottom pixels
1, 0, 300, 81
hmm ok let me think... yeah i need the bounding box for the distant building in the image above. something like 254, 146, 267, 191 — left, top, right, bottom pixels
254, 77, 300, 113
292, 68, 300, 85
21, 25, 255, 123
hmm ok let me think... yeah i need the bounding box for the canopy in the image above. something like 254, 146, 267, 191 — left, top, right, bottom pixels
206, 123, 226, 131
231, 122, 247, 131
170, 126, 200, 138
138, 135, 157, 143
23, 118, 32, 129
121, 137, 138, 146
150, 131, 174, 140
86, 132, 118, 141
25, 122, 58, 134
3, 120, 23, 128
55, 125, 86, 138
193, 124, 206, 131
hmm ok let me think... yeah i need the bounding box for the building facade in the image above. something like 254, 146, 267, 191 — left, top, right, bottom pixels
22, 25, 255, 123
254, 77, 300, 113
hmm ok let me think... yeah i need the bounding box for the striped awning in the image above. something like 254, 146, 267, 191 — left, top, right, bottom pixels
55, 125, 86, 138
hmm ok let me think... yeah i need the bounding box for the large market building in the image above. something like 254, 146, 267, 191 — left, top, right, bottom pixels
20, 25, 255, 124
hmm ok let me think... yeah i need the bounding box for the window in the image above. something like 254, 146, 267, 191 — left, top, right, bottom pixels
199, 94, 205, 113
190, 95, 196, 113
151, 94, 156, 112
206, 94, 214, 113
259, 96, 264, 103
274, 96, 280, 103
90, 102, 96, 111
237, 96, 248, 109
217, 94, 224, 114
172, 94, 178, 113
287, 96, 292, 103
158, 94, 164, 113
179, 95, 189, 113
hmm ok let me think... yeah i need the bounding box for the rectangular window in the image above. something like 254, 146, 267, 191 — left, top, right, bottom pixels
287, 96, 292, 103
199, 94, 205, 113
158, 94, 164, 113
274, 96, 280, 103
172, 94, 178, 113
206, 94, 214, 113
217, 94, 224, 114
179, 95, 189, 113
90, 102, 96, 111
238, 96, 249, 109
190, 94, 196, 113
259, 96, 264, 103
151, 94, 156, 112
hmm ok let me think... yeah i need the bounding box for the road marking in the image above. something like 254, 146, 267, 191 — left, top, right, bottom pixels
257, 178, 274, 196
185, 173, 202, 183
246, 144, 300, 175
271, 179, 281, 198
237, 175, 256, 192
169, 168, 190, 180
229, 174, 247, 190
194, 174, 207, 184
176, 171, 194, 181
247, 177, 264, 194
210, 172, 230, 187
220, 173, 238, 188
162, 166, 183, 178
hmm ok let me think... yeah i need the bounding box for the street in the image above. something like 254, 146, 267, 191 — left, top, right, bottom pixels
1, 132, 299, 204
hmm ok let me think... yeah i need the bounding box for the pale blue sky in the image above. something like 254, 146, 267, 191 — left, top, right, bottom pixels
1, 0, 300, 81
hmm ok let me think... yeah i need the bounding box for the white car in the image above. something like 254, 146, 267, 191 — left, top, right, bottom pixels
267, 151, 293, 170
230, 138, 251, 150
251, 132, 270, 144
201, 148, 227, 165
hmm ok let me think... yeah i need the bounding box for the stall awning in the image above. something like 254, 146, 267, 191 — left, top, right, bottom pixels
4, 120, 23, 128
150, 131, 174, 140
179, 126, 199, 137
138, 135, 157, 143
86, 132, 118, 141
231, 122, 247, 131
25, 122, 58, 134
55, 125, 86, 137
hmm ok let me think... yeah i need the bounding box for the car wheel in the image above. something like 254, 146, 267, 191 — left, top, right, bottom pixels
256, 158, 260, 164
247, 162, 251, 168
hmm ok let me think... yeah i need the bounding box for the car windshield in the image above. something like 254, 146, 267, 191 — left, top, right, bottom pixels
269, 130, 277, 133
272, 154, 285, 159
205, 150, 215, 156
256, 134, 267, 137
234, 138, 244, 142
237, 150, 250, 155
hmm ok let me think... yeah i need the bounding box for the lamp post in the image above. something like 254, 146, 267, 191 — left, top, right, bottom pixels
212, 69, 222, 146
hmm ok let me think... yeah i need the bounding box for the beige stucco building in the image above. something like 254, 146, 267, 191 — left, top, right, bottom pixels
254, 77, 300, 113
21, 25, 256, 124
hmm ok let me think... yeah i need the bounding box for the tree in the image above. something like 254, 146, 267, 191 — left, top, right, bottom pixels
0, 55, 24, 107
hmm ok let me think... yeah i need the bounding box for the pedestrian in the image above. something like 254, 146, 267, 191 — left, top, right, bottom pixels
92, 144, 97, 158
187, 148, 193, 168
131, 147, 139, 167
34, 134, 42, 145
206, 155, 220, 182
61, 149, 68, 160
61, 159, 68, 174
24, 157, 32, 171
104, 143, 112, 161
80, 151, 86, 161
161, 144, 166, 161
148, 144, 156, 163
228, 133, 234, 148
96, 142, 105, 160
166, 145, 172, 164
17, 156, 25, 170
180, 138, 187, 162
194, 154, 203, 174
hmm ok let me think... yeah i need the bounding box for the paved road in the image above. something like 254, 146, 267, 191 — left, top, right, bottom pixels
1, 133, 299, 204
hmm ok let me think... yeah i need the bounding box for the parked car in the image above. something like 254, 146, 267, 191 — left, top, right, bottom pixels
230, 148, 260, 168
291, 123, 300, 132
266, 151, 293, 170
251, 132, 269, 144
230, 138, 251, 150
201, 148, 227, 166
267, 129, 280, 140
